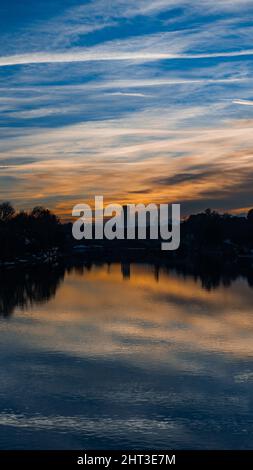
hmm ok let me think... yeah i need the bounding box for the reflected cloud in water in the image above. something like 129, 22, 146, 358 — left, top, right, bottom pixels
0, 262, 252, 449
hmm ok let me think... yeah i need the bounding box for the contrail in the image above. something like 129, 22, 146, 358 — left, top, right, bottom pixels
233, 99, 253, 106
1, 49, 253, 67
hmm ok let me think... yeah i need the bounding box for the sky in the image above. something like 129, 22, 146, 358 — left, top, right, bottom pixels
0, 0, 253, 219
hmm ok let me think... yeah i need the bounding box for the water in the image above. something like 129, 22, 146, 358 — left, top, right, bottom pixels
0, 262, 253, 449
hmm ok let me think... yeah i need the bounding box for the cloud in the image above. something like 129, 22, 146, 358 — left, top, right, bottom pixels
233, 99, 253, 106
106, 92, 150, 98
0, 75, 246, 95
9, 106, 80, 119
151, 170, 217, 186
1, 109, 253, 217
1, 49, 253, 68
1, 0, 253, 217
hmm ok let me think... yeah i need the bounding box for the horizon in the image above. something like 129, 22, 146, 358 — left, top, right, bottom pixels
0, 199, 252, 223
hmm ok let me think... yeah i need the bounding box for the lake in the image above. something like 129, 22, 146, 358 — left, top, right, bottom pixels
0, 262, 252, 449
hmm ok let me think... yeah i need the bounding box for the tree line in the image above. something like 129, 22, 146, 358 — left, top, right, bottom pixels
181, 207, 253, 255
0, 201, 253, 261
0, 202, 64, 259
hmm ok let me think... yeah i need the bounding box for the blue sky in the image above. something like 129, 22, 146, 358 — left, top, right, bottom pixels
0, 0, 253, 218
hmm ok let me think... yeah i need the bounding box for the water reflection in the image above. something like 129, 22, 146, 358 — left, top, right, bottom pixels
0, 265, 65, 317
0, 261, 252, 449
1, 258, 253, 317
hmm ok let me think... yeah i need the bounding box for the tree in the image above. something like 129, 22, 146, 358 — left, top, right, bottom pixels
30, 206, 61, 249
205, 208, 212, 217
31, 206, 52, 219
247, 208, 253, 223
0, 202, 15, 222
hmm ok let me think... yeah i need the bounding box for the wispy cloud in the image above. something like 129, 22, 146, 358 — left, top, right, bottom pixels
233, 99, 253, 106
1, 49, 253, 68
107, 92, 150, 98
1, 1, 253, 216
9, 106, 79, 119
1, 108, 253, 216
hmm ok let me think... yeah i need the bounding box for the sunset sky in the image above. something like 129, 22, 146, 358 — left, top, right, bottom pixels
0, 0, 253, 219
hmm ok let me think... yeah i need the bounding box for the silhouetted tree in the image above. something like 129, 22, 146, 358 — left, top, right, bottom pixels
0, 203, 64, 260
29, 206, 62, 250
0, 202, 15, 222
247, 208, 253, 223
0, 202, 253, 262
